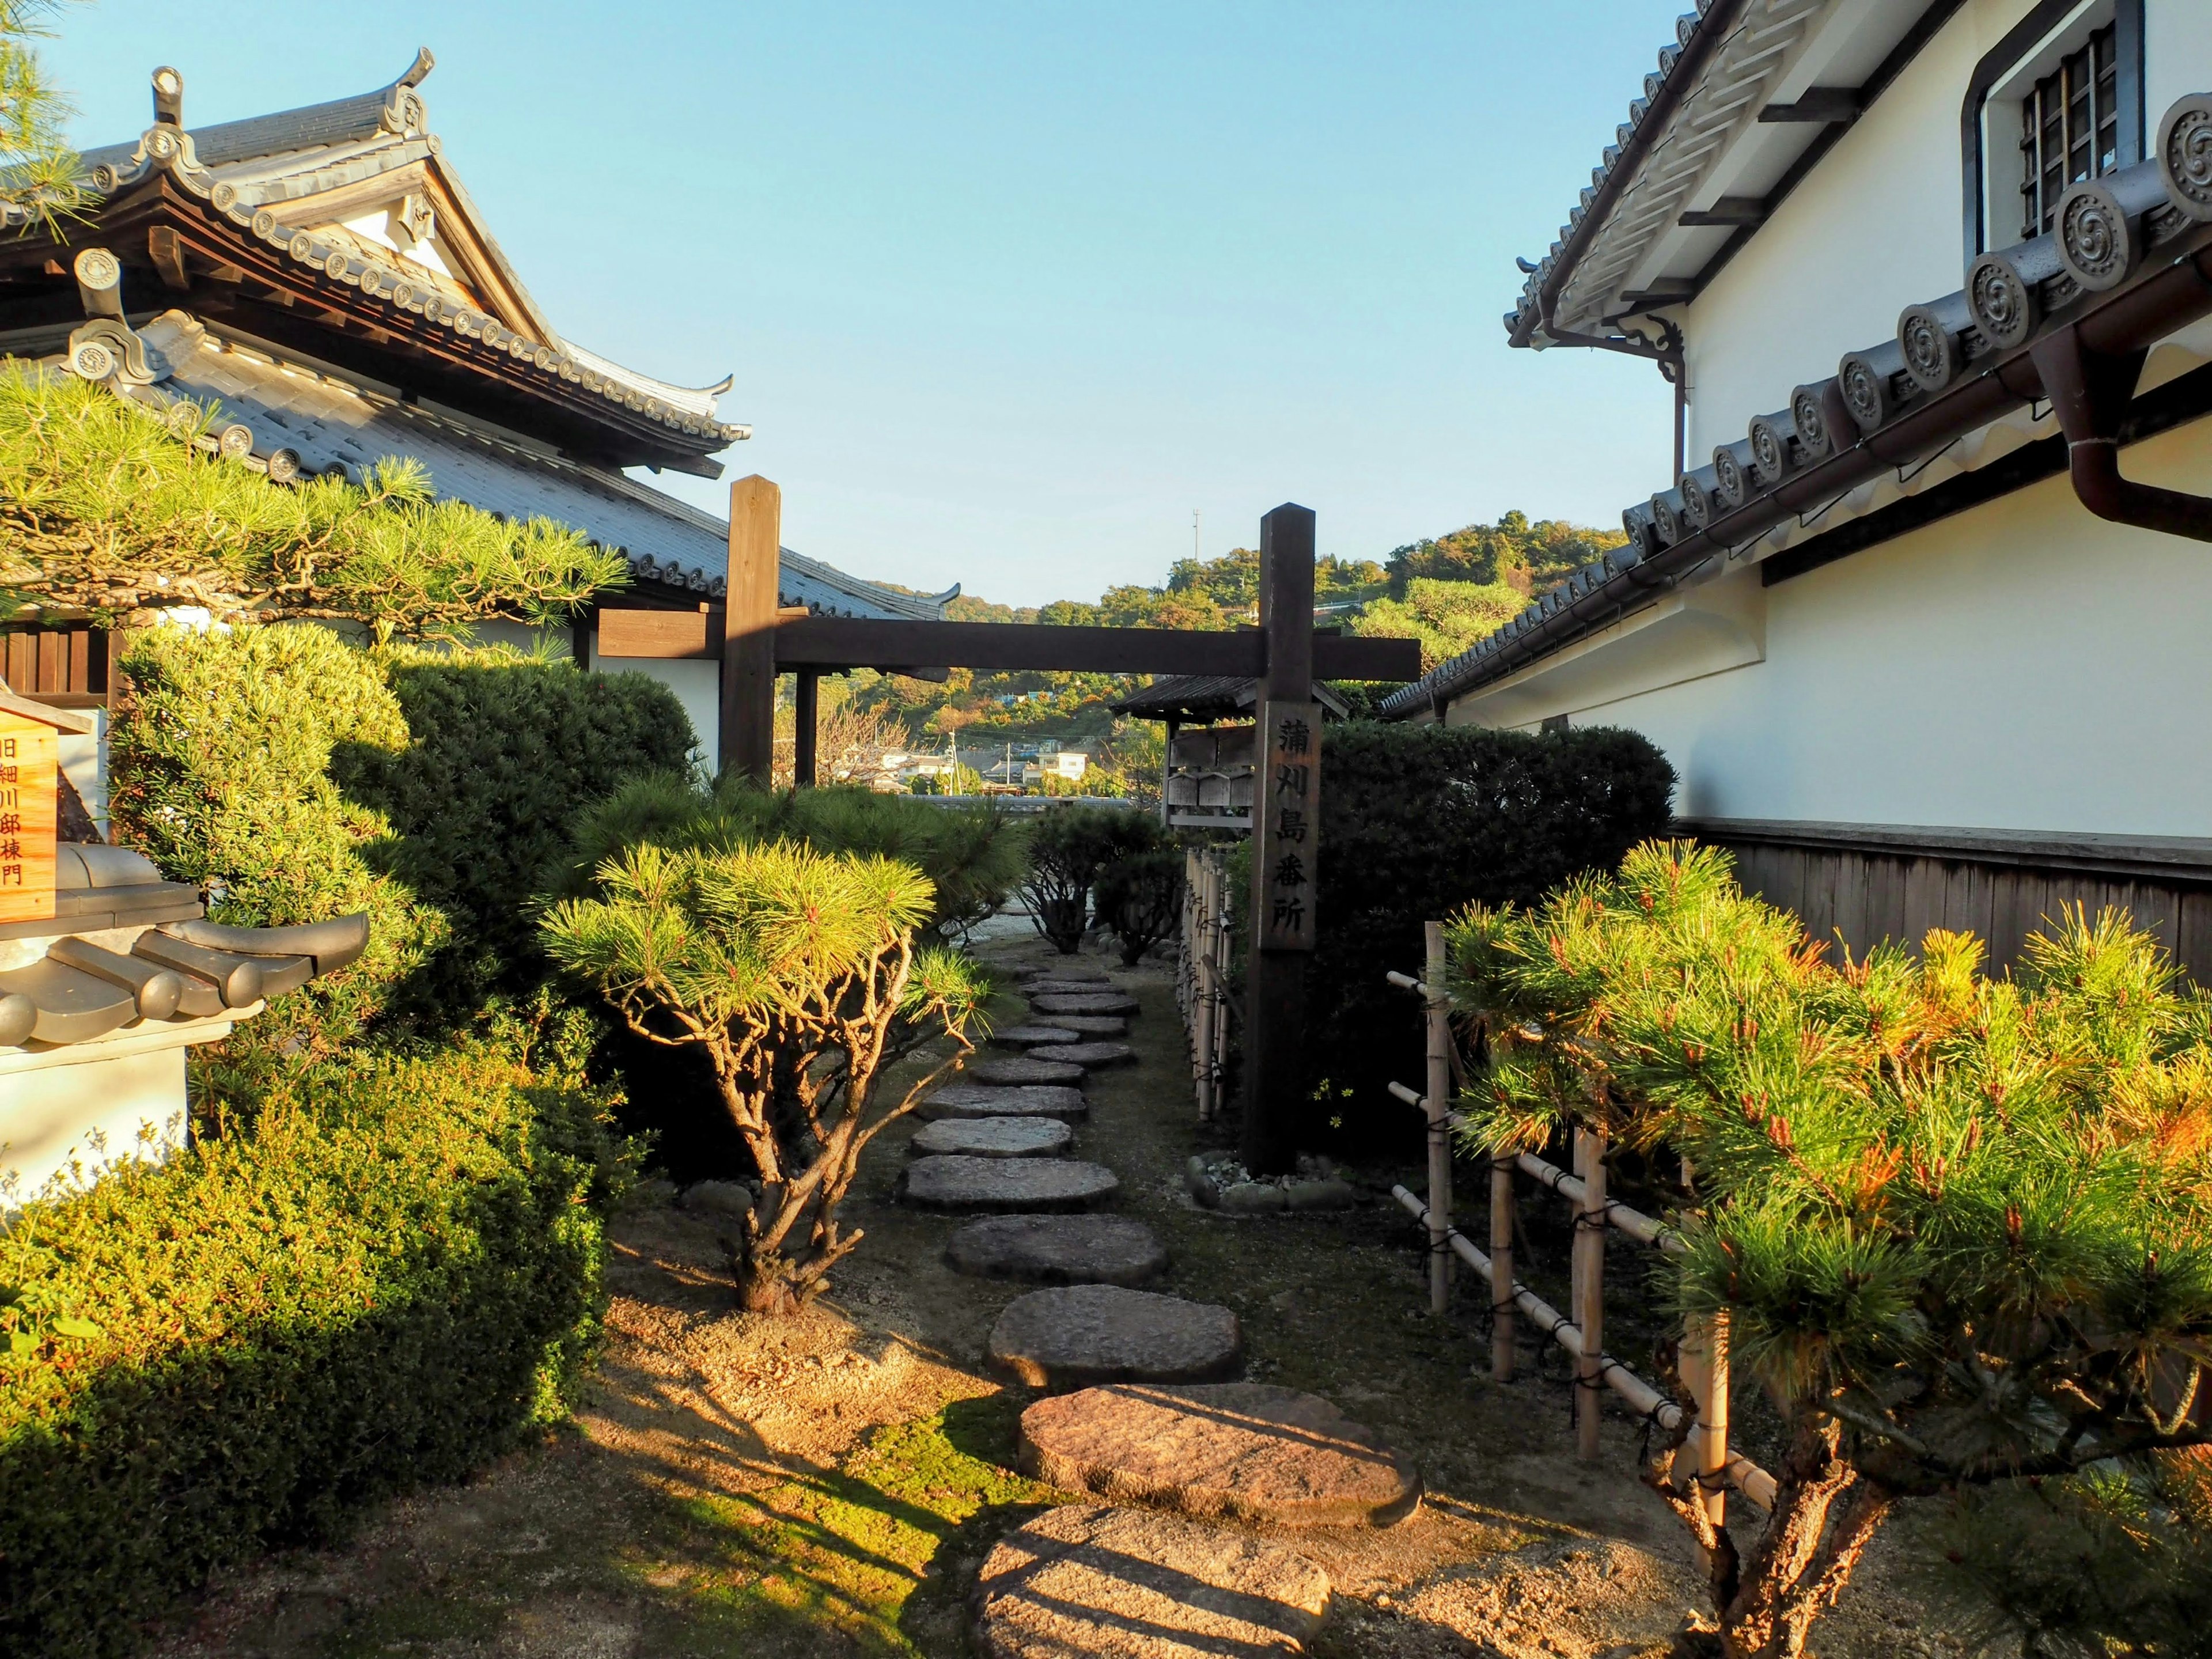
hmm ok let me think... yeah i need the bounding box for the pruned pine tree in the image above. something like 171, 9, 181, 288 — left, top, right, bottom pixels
0, 2, 88, 235
1449, 841, 2212, 1659
1, 368, 626, 638
541, 840, 988, 1313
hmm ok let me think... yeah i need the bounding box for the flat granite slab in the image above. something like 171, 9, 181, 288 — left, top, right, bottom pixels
906, 1156, 1119, 1213
975, 1503, 1329, 1659
1025, 978, 1118, 997
1017, 1383, 1422, 1528
988, 1024, 1082, 1048
909, 1116, 1073, 1160
1020, 963, 1110, 982
988, 1285, 1244, 1390
1031, 993, 1139, 1017
1051, 1041, 1136, 1070
946, 1214, 1168, 1287
971, 1055, 1088, 1087
919, 1084, 1089, 1122
1047, 1014, 1126, 1036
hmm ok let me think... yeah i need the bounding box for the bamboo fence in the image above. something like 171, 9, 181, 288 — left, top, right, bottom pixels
1177, 847, 1234, 1121
1385, 922, 1775, 1516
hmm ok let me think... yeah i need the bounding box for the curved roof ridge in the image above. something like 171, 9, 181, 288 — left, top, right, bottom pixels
555, 339, 733, 422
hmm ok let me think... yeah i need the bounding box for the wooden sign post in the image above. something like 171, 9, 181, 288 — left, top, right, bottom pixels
1241, 503, 1317, 1177
721, 474, 783, 785
0, 709, 60, 926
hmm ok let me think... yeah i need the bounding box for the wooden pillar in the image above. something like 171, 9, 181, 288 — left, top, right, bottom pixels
1423, 921, 1452, 1316
719, 475, 781, 785
793, 668, 820, 787
1490, 1152, 1516, 1380
1241, 502, 1316, 1178
1574, 1126, 1608, 1460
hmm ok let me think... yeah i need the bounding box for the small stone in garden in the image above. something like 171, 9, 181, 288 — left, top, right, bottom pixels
1184, 1156, 1220, 1206
1051, 1041, 1137, 1070
1031, 993, 1139, 1017
1219, 1181, 1287, 1215
919, 1084, 1089, 1122
971, 1055, 1088, 1087
1283, 1179, 1358, 1212
945, 1214, 1169, 1286
974, 1503, 1329, 1658
1050, 1014, 1126, 1036
988, 1285, 1244, 1389
910, 1116, 1073, 1160
1017, 1382, 1422, 1528
679, 1179, 754, 1221
989, 1024, 1082, 1048
904, 1156, 1119, 1213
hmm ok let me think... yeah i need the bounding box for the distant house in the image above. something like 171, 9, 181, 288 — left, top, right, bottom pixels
1387, 1, 2212, 976
0, 50, 948, 797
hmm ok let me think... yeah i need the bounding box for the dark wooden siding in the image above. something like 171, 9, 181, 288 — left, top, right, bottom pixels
1681, 819, 2212, 982
0, 623, 107, 706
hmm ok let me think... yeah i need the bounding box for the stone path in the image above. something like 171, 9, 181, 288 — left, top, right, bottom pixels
909, 1116, 1073, 1160
974, 1503, 1331, 1658
971, 1055, 1088, 1086
921, 1083, 1089, 1121
1017, 1383, 1423, 1528
907, 946, 1354, 1653
990, 1024, 1083, 1048
946, 1214, 1169, 1287
987, 1285, 1244, 1389
905, 1155, 1120, 1213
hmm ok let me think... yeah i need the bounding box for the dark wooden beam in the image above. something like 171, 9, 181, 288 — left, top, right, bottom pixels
1618, 279, 1699, 310
596, 608, 1422, 682
719, 475, 781, 784
793, 668, 820, 787
1758, 86, 1862, 123
1676, 196, 1767, 228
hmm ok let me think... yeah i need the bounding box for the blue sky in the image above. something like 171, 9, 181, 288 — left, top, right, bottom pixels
44, 2, 1684, 607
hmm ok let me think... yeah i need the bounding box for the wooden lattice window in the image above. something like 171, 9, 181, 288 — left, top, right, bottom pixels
0, 624, 108, 706
2020, 22, 2119, 240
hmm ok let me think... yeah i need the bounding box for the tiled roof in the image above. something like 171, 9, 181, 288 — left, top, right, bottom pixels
1387, 99, 2212, 719
94, 312, 941, 620
1109, 674, 1351, 722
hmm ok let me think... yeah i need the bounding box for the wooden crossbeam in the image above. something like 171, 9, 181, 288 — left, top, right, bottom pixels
597, 608, 1421, 681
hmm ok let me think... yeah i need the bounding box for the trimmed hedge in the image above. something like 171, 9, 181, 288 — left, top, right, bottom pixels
0, 1037, 634, 1658
1304, 721, 1675, 1151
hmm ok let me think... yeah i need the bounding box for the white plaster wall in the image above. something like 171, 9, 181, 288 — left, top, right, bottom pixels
2146, 0, 2212, 124
1450, 416, 2212, 836
1681, 0, 2041, 457
1, 1047, 188, 1206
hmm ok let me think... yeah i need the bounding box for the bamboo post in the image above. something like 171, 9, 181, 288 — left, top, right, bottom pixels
1490, 1153, 1516, 1380
1191, 852, 1217, 1121
1423, 921, 1452, 1316
1686, 1313, 1730, 1534
1574, 1126, 1608, 1459
1209, 854, 1230, 1116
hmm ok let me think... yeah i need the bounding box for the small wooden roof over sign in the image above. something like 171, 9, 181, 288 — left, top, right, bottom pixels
1109, 674, 1350, 725
0, 686, 98, 736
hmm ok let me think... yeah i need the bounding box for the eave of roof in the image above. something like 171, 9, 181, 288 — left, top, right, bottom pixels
1109, 673, 1351, 722
1389, 119, 2212, 719
1507, 0, 1959, 350
10, 52, 745, 457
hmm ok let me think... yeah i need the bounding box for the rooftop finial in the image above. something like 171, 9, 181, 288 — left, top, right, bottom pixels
151, 65, 183, 127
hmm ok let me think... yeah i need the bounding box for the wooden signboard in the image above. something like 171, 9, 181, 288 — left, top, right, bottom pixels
1252, 699, 1320, 952
0, 711, 58, 925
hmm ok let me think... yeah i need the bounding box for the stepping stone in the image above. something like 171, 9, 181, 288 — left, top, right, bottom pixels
988, 1285, 1243, 1389
905, 1156, 1119, 1213
1032, 993, 1139, 1017
990, 1023, 1082, 1048
971, 1056, 1087, 1086
975, 1503, 1329, 1658
1050, 1014, 1126, 1036
1021, 963, 1109, 981
1018, 1383, 1422, 1528
910, 1116, 1073, 1160
919, 1084, 1089, 1122
946, 1214, 1169, 1287
1027, 978, 1116, 995
1051, 1041, 1136, 1070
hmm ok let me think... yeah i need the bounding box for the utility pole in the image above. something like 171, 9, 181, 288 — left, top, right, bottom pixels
1194, 508, 1202, 563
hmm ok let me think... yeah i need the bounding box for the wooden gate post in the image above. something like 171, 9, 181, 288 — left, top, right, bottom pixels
1574, 1126, 1609, 1460
1423, 921, 1452, 1316
793, 668, 820, 787
1241, 502, 1317, 1177
720, 475, 782, 785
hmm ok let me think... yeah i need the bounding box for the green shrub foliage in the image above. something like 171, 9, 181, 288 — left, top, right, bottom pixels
1096, 845, 1182, 966
0, 1036, 633, 1658
1449, 842, 2212, 1659
1304, 721, 1674, 1150
107, 623, 448, 1066
1020, 804, 1158, 953
332, 645, 694, 988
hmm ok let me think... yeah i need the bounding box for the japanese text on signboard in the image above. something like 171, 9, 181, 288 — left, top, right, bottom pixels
0, 715, 58, 925
1253, 699, 1319, 952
